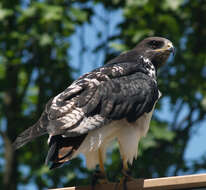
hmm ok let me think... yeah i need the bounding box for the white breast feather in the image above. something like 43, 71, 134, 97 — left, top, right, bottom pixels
72, 104, 156, 169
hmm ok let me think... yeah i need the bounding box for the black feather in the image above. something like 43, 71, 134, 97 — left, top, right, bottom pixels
13, 123, 47, 150
12, 113, 48, 149
45, 139, 57, 165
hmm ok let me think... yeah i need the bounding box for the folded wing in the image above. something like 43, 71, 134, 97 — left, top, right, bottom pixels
47, 63, 159, 137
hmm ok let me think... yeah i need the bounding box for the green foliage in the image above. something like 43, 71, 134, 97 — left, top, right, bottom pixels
0, 0, 206, 189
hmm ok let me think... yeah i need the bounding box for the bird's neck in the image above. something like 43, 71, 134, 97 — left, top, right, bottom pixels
139, 56, 157, 79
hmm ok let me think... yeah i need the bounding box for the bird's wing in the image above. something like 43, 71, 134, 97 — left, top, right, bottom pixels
13, 62, 140, 149
46, 62, 159, 137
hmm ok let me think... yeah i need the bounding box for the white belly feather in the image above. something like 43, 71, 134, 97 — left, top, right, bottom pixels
72, 106, 155, 169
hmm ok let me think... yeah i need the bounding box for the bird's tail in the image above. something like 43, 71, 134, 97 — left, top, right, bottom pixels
45, 134, 87, 169
12, 120, 47, 150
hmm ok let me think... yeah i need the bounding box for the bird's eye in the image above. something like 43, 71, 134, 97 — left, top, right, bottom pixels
148, 40, 163, 49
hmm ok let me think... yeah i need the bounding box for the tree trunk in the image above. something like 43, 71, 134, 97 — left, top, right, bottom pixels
2, 64, 20, 190
3, 133, 18, 190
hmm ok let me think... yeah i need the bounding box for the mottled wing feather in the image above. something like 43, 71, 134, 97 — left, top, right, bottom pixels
46, 62, 159, 137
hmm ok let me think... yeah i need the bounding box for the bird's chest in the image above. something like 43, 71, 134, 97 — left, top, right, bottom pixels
80, 106, 155, 153
115, 108, 154, 141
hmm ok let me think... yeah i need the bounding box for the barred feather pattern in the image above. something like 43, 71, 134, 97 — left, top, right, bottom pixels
13, 57, 158, 156
46, 58, 158, 140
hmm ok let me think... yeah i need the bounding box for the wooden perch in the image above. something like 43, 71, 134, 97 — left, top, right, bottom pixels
49, 173, 206, 190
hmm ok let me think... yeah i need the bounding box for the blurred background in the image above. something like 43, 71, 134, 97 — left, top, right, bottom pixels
0, 0, 206, 190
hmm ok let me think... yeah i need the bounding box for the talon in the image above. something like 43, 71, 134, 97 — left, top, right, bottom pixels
123, 177, 128, 190
122, 169, 135, 181
115, 176, 129, 190
91, 170, 109, 190
120, 169, 136, 190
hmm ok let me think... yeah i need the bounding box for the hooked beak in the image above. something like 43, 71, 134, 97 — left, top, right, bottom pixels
167, 42, 175, 56
154, 41, 175, 56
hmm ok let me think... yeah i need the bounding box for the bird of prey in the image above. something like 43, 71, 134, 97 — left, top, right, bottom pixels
13, 37, 174, 185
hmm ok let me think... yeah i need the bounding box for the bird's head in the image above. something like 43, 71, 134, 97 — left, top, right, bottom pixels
135, 37, 175, 68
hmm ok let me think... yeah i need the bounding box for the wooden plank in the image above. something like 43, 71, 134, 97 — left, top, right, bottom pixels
49, 173, 206, 190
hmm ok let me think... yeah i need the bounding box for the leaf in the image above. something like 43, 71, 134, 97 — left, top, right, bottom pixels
69, 7, 88, 23
17, 6, 36, 23
0, 7, 13, 20
36, 165, 50, 175
0, 62, 5, 79
163, 0, 184, 10
127, 0, 149, 7
109, 42, 127, 51
151, 125, 175, 141
42, 5, 63, 22
39, 33, 53, 46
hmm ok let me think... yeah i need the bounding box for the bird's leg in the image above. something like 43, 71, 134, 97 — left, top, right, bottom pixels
115, 158, 135, 190
122, 158, 134, 181
115, 140, 134, 189
91, 149, 108, 190
121, 158, 130, 190
98, 148, 108, 184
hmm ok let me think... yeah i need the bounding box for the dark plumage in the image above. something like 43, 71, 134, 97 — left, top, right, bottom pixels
13, 37, 174, 172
